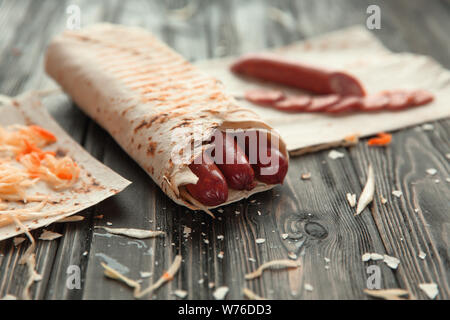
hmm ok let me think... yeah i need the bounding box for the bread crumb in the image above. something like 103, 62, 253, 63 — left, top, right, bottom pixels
328, 150, 344, 159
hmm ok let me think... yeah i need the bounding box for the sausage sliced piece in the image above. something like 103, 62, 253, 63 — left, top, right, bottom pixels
231, 54, 366, 96
305, 94, 341, 112
411, 89, 434, 106
326, 96, 363, 113
386, 90, 415, 110
361, 93, 390, 111
244, 89, 285, 105
214, 132, 256, 191
274, 95, 312, 112
186, 152, 228, 206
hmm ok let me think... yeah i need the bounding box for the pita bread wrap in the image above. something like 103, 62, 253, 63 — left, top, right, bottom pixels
45, 24, 288, 213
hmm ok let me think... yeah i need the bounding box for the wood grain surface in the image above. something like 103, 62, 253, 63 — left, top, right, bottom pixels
0, 0, 448, 300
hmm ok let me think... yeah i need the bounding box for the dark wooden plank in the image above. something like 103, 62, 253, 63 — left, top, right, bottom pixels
349, 122, 450, 299
343, 0, 450, 300
81, 123, 166, 299
0, 0, 66, 95
381, 0, 450, 66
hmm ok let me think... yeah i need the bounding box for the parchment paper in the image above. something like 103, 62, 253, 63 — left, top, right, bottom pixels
0, 91, 131, 241
195, 26, 450, 154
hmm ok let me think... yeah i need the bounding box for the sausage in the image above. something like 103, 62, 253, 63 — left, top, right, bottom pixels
386, 90, 415, 110
252, 146, 289, 185
361, 93, 390, 111
411, 89, 434, 106
326, 96, 363, 113
186, 152, 228, 206
382, 90, 434, 110
244, 89, 285, 105
305, 94, 341, 112
231, 54, 366, 96
274, 95, 312, 112
243, 131, 288, 185
214, 132, 256, 191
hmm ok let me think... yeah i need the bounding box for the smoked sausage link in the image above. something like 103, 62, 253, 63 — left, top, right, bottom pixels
244, 131, 289, 185
214, 132, 256, 191
186, 152, 228, 206
231, 54, 366, 97
253, 146, 289, 185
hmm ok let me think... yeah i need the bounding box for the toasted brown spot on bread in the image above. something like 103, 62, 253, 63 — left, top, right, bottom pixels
134, 120, 148, 133
147, 141, 157, 156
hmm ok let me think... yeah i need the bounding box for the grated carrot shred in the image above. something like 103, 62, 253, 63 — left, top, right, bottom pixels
1, 124, 80, 192
15, 140, 56, 161
0, 199, 7, 210
367, 132, 392, 146
29, 125, 57, 143
0, 124, 80, 228
162, 272, 173, 281
0, 124, 81, 296
344, 134, 359, 144
0, 125, 55, 155
19, 153, 80, 190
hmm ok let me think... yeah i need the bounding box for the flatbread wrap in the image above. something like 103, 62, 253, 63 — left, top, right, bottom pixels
45, 24, 289, 214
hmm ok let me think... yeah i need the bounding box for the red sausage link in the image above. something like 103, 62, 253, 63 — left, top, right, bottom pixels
244, 131, 288, 185
244, 89, 285, 105
186, 152, 228, 206
214, 132, 256, 191
253, 146, 289, 185
274, 95, 312, 112
231, 54, 366, 96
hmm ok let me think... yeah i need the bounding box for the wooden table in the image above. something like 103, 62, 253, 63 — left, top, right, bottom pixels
0, 0, 448, 300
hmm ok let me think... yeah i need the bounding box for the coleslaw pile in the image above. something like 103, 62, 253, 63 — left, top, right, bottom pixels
0, 124, 79, 220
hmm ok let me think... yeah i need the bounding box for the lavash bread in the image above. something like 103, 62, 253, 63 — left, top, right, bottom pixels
45, 24, 288, 212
